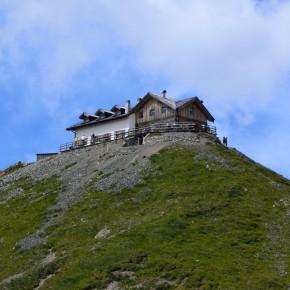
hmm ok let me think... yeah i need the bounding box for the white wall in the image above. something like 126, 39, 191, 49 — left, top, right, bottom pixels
74, 114, 135, 139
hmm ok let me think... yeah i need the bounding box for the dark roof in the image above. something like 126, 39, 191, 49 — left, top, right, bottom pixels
79, 112, 99, 121
95, 109, 114, 116
111, 105, 125, 113
66, 113, 129, 131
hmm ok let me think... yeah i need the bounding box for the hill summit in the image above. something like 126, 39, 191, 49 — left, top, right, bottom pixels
0, 132, 290, 290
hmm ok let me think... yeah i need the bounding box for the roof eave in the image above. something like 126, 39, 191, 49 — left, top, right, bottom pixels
196, 100, 215, 122
131, 92, 176, 112
177, 97, 215, 122
66, 113, 129, 131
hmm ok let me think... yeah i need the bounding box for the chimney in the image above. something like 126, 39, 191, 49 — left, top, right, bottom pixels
125, 100, 131, 114
162, 90, 167, 98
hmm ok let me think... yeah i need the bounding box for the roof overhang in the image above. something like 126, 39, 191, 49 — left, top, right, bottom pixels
177, 97, 215, 122
66, 113, 129, 131
131, 92, 176, 112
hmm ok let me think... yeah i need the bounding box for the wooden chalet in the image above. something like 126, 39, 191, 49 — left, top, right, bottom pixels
132, 90, 214, 127
62, 90, 215, 152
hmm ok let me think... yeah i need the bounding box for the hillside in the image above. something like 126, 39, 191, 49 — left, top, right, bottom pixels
0, 133, 290, 290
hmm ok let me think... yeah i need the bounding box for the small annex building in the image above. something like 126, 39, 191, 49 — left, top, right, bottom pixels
66, 90, 214, 144
66, 101, 135, 141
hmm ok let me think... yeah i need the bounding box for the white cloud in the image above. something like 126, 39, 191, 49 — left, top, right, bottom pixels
105, 0, 290, 117
0, 0, 290, 176
1, 0, 290, 117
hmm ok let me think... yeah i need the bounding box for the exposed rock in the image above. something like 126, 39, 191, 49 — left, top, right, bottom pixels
155, 278, 176, 287
0, 272, 25, 286
6, 187, 24, 200
112, 270, 135, 280
104, 281, 124, 290
41, 249, 56, 265
95, 228, 111, 239
34, 274, 55, 290
16, 231, 44, 251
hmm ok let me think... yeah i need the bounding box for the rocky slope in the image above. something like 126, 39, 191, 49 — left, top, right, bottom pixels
0, 132, 290, 289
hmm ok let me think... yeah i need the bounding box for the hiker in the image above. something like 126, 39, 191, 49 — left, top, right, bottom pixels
91, 133, 96, 144
81, 135, 86, 146
223, 136, 228, 147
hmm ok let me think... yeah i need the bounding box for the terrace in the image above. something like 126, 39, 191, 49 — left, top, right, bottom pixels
60, 122, 217, 152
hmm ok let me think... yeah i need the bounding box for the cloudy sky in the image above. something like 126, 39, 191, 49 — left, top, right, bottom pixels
0, 0, 289, 178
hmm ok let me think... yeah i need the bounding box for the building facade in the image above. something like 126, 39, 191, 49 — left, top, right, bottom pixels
66, 91, 214, 143
132, 91, 214, 127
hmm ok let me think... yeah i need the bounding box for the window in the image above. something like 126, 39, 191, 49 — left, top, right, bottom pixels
189, 108, 194, 117
149, 108, 155, 117
161, 105, 167, 114
139, 111, 143, 119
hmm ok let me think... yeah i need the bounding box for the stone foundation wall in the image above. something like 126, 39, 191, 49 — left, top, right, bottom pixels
143, 132, 217, 146
36, 153, 58, 161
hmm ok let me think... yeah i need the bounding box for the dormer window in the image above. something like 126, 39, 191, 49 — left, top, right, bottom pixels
149, 108, 155, 117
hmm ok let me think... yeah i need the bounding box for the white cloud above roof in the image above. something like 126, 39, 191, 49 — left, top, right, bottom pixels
0, 0, 290, 176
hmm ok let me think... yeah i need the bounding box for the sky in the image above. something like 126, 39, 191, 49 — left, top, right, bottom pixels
0, 0, 290, 178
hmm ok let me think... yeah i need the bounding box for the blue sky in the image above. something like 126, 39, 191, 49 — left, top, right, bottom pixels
0, 0, 290, 179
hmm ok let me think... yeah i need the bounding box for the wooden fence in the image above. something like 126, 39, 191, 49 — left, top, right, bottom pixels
60, 122, 217, 152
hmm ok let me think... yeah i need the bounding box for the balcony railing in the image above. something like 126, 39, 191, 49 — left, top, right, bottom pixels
60, 122, 217, 152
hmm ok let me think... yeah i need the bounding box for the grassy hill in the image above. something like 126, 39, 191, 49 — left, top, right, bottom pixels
0, 135, 290, 289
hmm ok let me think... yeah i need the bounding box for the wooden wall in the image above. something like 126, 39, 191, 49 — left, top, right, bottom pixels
135, 98, 175, 126
135, 98, 208, 127
178, 102, 207, 123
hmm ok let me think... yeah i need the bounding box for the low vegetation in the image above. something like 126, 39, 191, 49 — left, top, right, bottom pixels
0, 161, 25, 177
1, 144, 290, 289
0, 177, 61, 288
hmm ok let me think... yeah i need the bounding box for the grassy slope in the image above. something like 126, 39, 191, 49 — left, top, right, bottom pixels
0, 177, 61, 288
1, 144, 290, 289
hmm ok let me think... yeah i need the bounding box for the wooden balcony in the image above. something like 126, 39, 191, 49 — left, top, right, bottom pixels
60, 122, 217, 152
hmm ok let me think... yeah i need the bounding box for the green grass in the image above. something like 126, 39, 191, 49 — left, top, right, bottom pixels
44, 145, 290, 289
0, 176, 61, 288
1, 144, 290, 289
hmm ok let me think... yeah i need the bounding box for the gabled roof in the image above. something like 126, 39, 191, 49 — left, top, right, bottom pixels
176, 96, 215, 122
67, 92, 215, 132
131, 92, 176, 112
175, 97, 195, 108
132, 92, 215, 122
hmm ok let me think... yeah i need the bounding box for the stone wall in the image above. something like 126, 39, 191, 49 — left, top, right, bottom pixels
36, 153, 58, 161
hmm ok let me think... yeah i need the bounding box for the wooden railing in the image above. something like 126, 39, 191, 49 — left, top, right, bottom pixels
60, 122, 217, 152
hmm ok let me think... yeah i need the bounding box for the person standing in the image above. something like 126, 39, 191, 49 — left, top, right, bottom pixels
223, 136, 228, 147
91, 133, 96, 145
81, 135, 86, 146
